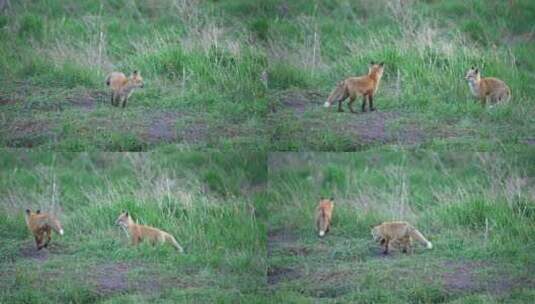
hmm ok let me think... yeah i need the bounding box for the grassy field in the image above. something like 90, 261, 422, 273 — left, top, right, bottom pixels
0, 0, 268, 151
0, 151, 267, 303
267, 151, 535, 303
1, 0, 533, 151
264, 0, 535, 151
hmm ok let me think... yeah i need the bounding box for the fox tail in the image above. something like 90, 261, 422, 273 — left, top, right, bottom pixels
166, 234, 184, 253
409, 228, 432, 249
317, 208, 327, 237
324, 81, 348, 108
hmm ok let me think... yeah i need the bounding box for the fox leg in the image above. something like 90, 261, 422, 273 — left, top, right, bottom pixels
111, 92, 115, 106
369, 94, 376, 111
337, 99, 344, 112
35, 235, 44, 250
361, 95, 368, 112
44, 227, 51, 247
122, 97, 128, 108
348, 96, 357, 113
381, 238, 390, 254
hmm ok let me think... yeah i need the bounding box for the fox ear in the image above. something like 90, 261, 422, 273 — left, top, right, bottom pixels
370, 61, 375, 65
330, 197, 334, 201
132, 70, 138, 76
25, 209, 31, 214
36, 209, 41, 214
320, 196, 324, 200
125, 211, 129, 217
379, 62, 384, 67
474, 68, 479, 74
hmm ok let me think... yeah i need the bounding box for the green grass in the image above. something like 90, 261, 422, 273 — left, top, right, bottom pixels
267, 150, 535, 303
262, 0, 535, 151
1, 1, 533, 151
0, 0, 268, 151
0, 151, 268, 303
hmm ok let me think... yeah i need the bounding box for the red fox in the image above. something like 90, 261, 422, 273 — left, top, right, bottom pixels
115, 211, 184, 253
105, 70, 144, 108
371, 221, 432, 254
324, 62, 385, 113
315, 198, 334, 237
24, 209, 64, 250
465, 67, 511, 106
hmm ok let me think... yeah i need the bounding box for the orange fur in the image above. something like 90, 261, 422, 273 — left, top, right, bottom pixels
105, 70, 144, 108
465, 67, 511, 106
315, 198, 334, 237
324, 62, 385, 113
24, 209, 64, 250
371, 221, 432, 254
115, 211, 183, 253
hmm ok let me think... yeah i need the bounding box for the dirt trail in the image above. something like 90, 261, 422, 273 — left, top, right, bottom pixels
275, 89, 427, 146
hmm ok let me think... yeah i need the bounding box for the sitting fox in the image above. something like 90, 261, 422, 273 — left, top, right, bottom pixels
371, 221, 432, 254
324, 62, 385, 113
105, 70, 144, 108
315, 198, 334, 237
115, 211, 184, 253
24, 209, 64, 250
465, 67, 511, 106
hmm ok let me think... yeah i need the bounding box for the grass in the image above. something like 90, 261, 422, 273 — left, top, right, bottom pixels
267, 150, 535, 303
262, 0, 535, 151
0, 151, 268, 303
0, 1, 533, 151
0, 0, 268, 151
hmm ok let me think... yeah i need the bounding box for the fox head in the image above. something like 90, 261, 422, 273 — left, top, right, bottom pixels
115, 211, 132, 229
370, 224, 382, 242
368, 61, 385, 78
129, 71, 144, 88
465, 67, 480, 82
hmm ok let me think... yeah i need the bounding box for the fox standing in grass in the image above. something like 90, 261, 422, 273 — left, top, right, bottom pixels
324, 62, 385, 113
105, 70, 144, 108
316, 198, 334, 237
371, 221, 432, 254
24, 209, 64, 250
115, 211, 184, 253
465, 67, 511, 106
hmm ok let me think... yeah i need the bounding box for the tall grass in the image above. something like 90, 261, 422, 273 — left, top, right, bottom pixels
267, 151, 535, 302
263, 0, 535, 151
0, 151, 267, 303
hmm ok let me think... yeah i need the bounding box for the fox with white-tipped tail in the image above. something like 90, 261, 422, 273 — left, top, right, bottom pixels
324, 62, 385, 113
315, 198, 334, 237
115, 211, 184, 253
371, 221, 432, 254
24, 209, 64, 250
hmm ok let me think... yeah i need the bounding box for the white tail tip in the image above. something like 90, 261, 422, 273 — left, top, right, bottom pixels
319, 231, 325, 237
59, 229, 64, 235
324, 102, 330, 108
427, 242, 433, 249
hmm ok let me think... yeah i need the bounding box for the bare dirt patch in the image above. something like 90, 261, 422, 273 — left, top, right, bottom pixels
0, 96, 20, 106
94, 263, 130, 295
179, 119, 210, 144
267, 266, 302, 285
67, 91, 107, 110
19, 244, 49, 262
442, 260, 524, 296
6, 120, 55, 147
345, 111, 399, 144
142, 112, 181, 144
276, 90, 323, 115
